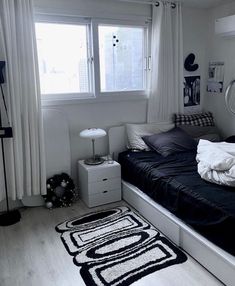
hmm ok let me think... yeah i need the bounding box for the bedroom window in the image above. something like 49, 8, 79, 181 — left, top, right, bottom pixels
35, 17, 149, 102
98, 25, 146, 93
35, 22, 92, 98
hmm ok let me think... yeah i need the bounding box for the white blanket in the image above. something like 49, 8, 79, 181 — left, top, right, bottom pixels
196, 139, 235, 186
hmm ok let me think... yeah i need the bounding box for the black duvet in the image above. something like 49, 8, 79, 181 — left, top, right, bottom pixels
118, 150, 235, 256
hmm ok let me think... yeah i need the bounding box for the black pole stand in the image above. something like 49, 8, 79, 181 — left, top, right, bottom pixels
0, 61, 21, 226
0, 136, 21, 226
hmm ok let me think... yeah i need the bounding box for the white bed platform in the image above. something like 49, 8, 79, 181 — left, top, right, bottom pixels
109, 125, 235, 286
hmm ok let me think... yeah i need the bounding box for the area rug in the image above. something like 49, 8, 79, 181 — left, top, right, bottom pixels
55, 206, 187, 286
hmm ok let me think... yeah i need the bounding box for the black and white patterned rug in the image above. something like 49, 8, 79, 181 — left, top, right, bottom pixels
55, 206, 187, 286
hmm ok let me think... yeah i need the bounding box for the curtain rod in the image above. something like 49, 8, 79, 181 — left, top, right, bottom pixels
119, 0, 176, 8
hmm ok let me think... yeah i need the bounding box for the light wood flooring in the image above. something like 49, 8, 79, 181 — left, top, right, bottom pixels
0, 199, 224, 286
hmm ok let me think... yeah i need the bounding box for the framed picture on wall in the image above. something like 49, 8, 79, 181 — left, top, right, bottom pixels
207, 62, 224, 93
184, 76, 200, 107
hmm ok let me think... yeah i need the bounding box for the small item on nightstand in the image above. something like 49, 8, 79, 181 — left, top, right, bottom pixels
107, 154, 114, 164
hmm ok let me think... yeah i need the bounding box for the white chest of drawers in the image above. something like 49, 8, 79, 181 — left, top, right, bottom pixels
78, 160, 121, 207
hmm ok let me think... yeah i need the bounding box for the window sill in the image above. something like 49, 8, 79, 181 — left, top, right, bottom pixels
41, 93, 148, 106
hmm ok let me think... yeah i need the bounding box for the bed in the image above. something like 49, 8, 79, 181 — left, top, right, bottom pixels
109, 125, 235, 286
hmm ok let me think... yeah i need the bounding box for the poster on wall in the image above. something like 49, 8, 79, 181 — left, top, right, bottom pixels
184, 76, 200, 108
207, 62, 224, 93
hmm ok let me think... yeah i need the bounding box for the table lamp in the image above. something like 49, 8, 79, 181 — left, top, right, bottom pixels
80, 128, 107, 165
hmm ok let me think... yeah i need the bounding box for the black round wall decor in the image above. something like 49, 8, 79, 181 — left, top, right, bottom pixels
184, 53, 199, 72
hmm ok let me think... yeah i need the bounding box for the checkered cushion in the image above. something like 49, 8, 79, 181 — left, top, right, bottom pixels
174, 112, 215, 127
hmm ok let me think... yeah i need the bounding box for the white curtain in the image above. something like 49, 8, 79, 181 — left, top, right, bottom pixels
147, 2, 184, 123
0, 0, 46, 200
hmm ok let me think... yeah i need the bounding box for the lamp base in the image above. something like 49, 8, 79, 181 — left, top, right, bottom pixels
0, 210, 21, 226
84, 157, 105, 165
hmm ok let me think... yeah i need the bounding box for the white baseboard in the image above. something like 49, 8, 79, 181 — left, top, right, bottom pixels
0, 195, 45, 212
21, 195, 45, 207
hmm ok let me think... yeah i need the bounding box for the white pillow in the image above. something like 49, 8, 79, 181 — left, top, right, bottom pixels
126, 122, 174, 150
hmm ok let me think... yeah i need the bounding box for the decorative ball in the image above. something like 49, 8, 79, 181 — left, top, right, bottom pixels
61, 180, 67, 188
54, 186, 65, 198
46, 201, 53, 209
47, 184, 51, 189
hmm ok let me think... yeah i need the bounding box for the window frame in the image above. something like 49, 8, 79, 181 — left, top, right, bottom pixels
35, 15, 150, 104
92, 18, 149, 98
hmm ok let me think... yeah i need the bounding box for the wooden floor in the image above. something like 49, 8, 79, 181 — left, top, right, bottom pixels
0, 199, 223, 286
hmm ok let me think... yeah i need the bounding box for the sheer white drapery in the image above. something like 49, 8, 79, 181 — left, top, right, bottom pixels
0, 0, 46, 200
147, 2, 184, 123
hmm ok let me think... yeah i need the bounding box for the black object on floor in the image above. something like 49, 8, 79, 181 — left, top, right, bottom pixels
0, 61, 21, 227
0, 209, 21, 226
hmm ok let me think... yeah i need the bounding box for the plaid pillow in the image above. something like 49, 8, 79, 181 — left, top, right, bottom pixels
174, 112, 215, 127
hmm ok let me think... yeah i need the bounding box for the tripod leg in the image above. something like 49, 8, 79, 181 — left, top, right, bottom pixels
0, 138, 21, 226
1, 138, 9, 212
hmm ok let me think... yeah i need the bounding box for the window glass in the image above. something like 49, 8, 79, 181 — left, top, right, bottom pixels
35, 22, 90, 95
98, 25, 145, 92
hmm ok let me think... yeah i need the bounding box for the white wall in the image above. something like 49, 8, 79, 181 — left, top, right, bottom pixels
33, 0, 151, 20
182, 7, 209, 113
204, 2, 235, 137
43, 100, 147, 182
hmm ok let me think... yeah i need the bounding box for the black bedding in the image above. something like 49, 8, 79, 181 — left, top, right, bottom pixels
118, 150, 235, 256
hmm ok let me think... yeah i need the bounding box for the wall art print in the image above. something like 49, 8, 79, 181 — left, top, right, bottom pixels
207, 62, 224, 93
184, 76, 200, 107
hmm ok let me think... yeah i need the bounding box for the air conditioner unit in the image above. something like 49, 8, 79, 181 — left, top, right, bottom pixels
215, 15, 235, 37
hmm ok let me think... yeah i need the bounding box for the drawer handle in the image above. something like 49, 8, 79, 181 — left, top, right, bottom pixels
102, 178, 108, 181
103, 190, 108, 193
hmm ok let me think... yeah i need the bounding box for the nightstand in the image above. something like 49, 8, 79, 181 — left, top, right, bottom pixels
78, 160, 121, 207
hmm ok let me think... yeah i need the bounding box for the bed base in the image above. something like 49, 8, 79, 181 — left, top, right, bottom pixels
122, 180, 235, 286
108, 125, 235, 285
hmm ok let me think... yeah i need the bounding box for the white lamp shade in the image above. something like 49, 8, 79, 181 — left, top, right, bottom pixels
80, 128, 106, 139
